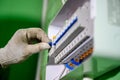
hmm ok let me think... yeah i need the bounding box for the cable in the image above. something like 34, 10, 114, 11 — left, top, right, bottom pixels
53, 65, 66, 80
58, 65, 66, 80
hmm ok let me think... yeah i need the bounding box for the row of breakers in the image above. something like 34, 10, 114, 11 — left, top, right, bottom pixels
49, 23, 93, 70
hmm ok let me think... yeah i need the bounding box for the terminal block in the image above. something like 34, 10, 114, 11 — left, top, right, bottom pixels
55, 29, 91, 63
60, 37, 93, 64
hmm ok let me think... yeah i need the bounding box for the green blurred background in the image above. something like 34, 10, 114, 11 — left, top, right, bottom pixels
0, 0, 42, 80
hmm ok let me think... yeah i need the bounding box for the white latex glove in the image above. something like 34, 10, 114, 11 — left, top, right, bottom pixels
0, 28, 50, 66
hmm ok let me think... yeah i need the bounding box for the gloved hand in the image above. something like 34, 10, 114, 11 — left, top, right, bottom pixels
0, 28, 50, 66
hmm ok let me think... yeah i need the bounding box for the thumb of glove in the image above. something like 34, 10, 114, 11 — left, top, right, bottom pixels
26, 42, 50, 55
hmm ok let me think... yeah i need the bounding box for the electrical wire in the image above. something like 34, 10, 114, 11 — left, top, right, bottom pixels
53, 65, 67, 80
58, 65, 66, 80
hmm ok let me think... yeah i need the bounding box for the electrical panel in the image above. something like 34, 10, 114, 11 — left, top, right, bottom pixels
49, 0, 94, 71
46, 0, 120, 79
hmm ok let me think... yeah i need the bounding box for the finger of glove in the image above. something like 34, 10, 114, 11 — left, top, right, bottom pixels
26, 42, 50, 54
26, 28, 50, 43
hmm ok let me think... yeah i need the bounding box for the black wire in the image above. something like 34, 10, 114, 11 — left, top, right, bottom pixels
53, 65, 66, 80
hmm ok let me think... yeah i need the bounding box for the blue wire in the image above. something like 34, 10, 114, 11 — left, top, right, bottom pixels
53, 17, 78, 45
